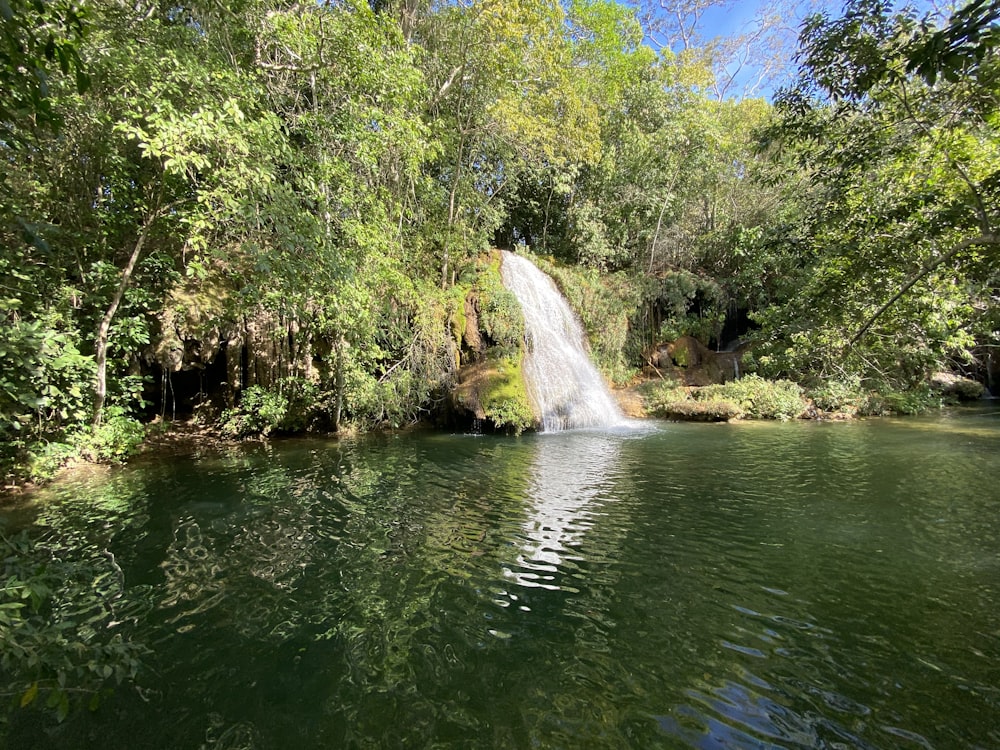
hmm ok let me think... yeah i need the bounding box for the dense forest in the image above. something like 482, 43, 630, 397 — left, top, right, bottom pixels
2, 0, 998, 481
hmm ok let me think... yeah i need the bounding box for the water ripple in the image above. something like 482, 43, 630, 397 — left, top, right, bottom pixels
6, 414, 1000, 749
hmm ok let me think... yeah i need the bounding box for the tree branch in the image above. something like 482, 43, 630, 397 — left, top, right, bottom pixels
850, 232, 999, 346
897, 81, 994, 236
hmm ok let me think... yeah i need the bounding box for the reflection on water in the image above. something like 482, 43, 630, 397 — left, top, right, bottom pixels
3, 410, 1000, 749
506, 431, 622, 590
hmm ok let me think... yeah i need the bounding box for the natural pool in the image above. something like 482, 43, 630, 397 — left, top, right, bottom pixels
3, 408, 1000, 748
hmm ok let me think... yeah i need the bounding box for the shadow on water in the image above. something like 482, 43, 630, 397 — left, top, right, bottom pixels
3, 413, 1000, 748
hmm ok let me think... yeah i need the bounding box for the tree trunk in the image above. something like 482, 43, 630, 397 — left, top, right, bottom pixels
442, 125, 467, 290
333, 336, 345, 431
92, 213, 157, 427
541, 180, 555, 252
649, 191, 672, 274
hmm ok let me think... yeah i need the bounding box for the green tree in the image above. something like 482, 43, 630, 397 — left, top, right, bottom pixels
0, 0, 88, 144
755, 0, 1000, 387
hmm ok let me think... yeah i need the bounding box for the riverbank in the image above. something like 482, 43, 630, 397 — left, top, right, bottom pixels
616, 371, 988, 423
0, 419, 222, 500
3, 371, 988, 500
1, 418, 413, 501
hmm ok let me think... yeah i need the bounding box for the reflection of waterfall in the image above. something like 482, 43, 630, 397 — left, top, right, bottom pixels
500, 252, 625, 432
505, 432, 621, 590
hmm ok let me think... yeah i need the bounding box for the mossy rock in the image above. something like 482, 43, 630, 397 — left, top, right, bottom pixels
930, 372, 985, 401
652, 398, 741, 422
452, 355, 536, 434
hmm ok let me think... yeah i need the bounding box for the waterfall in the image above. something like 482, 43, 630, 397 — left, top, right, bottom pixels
500, 252, 625, 432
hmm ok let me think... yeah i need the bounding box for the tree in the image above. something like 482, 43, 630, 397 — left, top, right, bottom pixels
0, 0, 88, 145
637, 0, 822, 100
494, 0, 657, 261
754, 0, 1000, 386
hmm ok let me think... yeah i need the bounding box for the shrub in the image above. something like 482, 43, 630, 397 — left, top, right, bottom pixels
700, 375, 806, 420
220, 385, 288, 438
23, 441, 77, 483
654, 398, 742, 422
807, 377, 869, 416
806, 378, 943, 417
220, 378, 341, 437
78, 408, 146, 462
18, 409, 146, 483
871, 384, 941, 416
641, 383, 691, 413
641, 376, 806, 421
641, 382, 737, 421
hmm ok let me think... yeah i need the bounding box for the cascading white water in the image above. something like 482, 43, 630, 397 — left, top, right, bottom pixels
500, 252, 625, 432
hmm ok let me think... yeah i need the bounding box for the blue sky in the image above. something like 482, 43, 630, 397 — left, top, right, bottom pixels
658, 0, 946, 44
639, 0, 951, 100
698, 0, 763, 38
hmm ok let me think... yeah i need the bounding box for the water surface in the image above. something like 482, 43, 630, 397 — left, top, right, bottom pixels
4, 409, 1000, 748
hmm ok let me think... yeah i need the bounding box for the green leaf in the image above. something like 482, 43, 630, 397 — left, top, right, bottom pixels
19, 682, 39, 708
56, 692, 70, 722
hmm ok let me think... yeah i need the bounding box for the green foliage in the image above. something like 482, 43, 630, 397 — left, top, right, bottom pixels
17, 410, 146, 483
0, 315, 94, 438
699, 376, 806, 420
805, 376, 873, 416
0, 296, 99, 480
75, 408, 146, 463
479, 356, 535, 435
646, 376, 806, 421
475, 262, 525, 355
647, 270, 727, 346
22, 442, 78, 484
221, 385, 290, 439
642, 383, 693, 412
758, 0, 1000, 391
905, 0, 1000, 86
220, 379, 331, 438
641, 382, 740, 421
0, 0, 89, 145
801, 375, 938, 417
333, 280, 461, 431
346, 368, 427, 431
0, 529, 146, 726
870, 384, 941, 416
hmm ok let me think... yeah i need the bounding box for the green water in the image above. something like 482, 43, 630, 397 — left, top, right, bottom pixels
4, 410, 1000, 749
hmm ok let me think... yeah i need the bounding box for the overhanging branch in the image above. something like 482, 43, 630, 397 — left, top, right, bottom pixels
849, 232, 999, 346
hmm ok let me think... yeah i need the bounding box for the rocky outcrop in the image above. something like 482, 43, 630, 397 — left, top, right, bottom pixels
448, 356, 536, 434
152, 283, 318, 416
654, 398, 741, 422
930, 371, 985, 400
647, 336, 749, 386
461, 292, 485, 361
